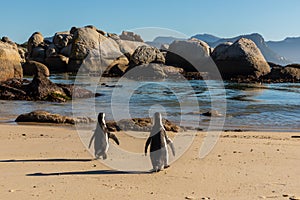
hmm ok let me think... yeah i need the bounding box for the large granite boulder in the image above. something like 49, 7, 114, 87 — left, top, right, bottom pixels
27, 32, 44, 52
22, 60, 50, 77
15, 110, 94, 124
27, 32, 46, 62
68, 26, 122, 72
212, 38, 270, 79
119, 31, 144, 42
130, 45, 165, 66
166, 38, 211, 72
0, 41, 23, 82
69, 27, 101, 60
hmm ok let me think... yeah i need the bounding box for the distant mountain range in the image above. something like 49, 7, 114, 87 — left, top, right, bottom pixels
266, 37, 300, 64
148, 33, 300, 65
192, 33, 290, 65
190, 33, 220, 43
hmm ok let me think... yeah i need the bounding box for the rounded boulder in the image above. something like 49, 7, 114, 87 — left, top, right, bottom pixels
212, 38, 271, 79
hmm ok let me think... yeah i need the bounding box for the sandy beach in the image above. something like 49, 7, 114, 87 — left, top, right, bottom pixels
0, 124, 299, 200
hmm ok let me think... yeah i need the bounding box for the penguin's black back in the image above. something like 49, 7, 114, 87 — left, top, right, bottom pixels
149, 127, 166, 152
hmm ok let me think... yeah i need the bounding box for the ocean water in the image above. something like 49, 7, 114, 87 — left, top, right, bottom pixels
0, 74, 299, 131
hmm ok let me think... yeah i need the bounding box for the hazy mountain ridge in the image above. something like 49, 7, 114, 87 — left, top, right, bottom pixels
266, 37, 300, 63
190, 33, 221, 43
192, 33, 290, 65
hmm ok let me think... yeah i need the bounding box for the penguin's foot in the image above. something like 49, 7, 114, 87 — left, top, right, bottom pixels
150, 167, 161, 173
164, 165, 170, 169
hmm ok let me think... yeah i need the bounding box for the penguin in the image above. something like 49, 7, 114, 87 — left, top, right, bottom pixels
88, 113, 120, 160
144, 112, 175, 172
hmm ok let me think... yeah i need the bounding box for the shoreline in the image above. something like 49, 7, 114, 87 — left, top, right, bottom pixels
0, 124, 299, 199
1, 120, 299, 133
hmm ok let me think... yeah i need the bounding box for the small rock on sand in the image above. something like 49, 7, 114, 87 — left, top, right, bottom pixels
185, 196, 195, 200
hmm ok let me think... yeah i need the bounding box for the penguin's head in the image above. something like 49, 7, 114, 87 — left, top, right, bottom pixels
98, 113, 106, 127
153, 112, 163, 127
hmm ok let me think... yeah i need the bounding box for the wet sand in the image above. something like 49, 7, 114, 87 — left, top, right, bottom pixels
0, 124, 299, 200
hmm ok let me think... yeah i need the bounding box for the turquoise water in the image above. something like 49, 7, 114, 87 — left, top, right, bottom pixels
1, 74, 299, 131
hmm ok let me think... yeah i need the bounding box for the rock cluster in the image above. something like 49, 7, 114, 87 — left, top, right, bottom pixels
23, 26, 297, 82
0, 71, 99, 102
15, 110, 95, 124
22, 26, 188, 80
262, 63, 300, 82
119, 31, 144, 42
25, 26, 139, 74
1, 25, 300, 86
106, 117, 181, 132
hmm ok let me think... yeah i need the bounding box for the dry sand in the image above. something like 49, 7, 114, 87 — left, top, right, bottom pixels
0, 124, 299, 200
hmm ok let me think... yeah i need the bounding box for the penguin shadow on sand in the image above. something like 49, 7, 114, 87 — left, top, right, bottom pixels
145, 112, 176, 173
88, 112, 120, 160
27, 170, 150, 176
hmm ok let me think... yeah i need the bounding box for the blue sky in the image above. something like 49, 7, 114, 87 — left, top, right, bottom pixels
1, 0, 300, 43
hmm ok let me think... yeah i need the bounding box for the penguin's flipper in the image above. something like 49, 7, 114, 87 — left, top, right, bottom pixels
169, 142, 176, 156
88, 133, 95, 148
144, 137, 152, 155
108, 132, 120, 145
165, 135, 175, 156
